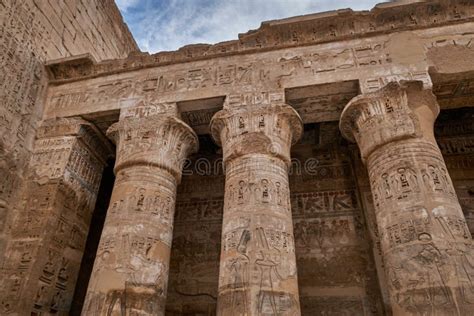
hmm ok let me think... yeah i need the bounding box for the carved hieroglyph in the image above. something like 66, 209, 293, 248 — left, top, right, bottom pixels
340, 81, 474, 315
0, 117, 111, 315
82, 110, 198, 315
210, 102, 303, 315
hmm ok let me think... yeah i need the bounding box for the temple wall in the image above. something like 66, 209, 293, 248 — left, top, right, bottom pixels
166, 138, 224, 315
1, 1, 474, 315
435, 108, 474, 237
289, 122, 384, 314
0, 0, 137, 265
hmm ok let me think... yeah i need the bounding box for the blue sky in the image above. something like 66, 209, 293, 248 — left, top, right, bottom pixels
116, 0, 387, 53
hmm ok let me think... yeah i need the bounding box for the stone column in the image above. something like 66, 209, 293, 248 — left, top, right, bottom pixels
211, 103, 303, 315
340, 81, 474, 315
82, 112, 198, 315
0, 117, 112, 315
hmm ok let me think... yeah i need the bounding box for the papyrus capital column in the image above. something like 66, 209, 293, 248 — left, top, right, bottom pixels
211, 102, 303, 315
340, 81, 474, 315
83, 111, 198, 315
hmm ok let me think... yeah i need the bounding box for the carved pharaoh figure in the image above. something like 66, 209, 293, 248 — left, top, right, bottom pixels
211, 101, 303, 315
82, 111, 198, 316
340, 81, 474, 315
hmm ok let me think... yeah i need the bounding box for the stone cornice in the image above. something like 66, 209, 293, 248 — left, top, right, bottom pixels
45, 0, 474, 83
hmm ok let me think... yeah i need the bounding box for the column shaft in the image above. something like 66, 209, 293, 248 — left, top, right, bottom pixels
83, 166, 176, 314
219, 155, 298, 314
83, 113, 198, 315
211, 104, 302, 315
368, 138, 473, 315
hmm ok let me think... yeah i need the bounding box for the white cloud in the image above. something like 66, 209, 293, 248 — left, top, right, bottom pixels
115, 0, 140, 12
118, 0, 386, 53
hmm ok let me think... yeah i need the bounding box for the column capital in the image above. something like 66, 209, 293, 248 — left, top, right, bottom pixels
107, 114, 198, 181
210, 104, 303, 165
339, 80, 439, 162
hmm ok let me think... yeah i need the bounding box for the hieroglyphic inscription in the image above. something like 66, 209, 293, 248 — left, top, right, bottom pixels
211, 104, 302, 315
341, 81, 474, 315
291, 190, 358, 217
0, 118, 108, 315
47, 40, 400, 118
83, 113, 198, 315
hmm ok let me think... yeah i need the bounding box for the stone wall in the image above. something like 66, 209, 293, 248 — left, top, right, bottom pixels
0, 1, 137, 314
436, 108, 474, 237
290, 122, 384, 315
1, 1, 474, 315
166, 136, 224, 315
0, 0, 137, 266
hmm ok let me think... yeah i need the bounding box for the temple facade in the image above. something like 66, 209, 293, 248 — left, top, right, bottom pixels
1, 0, 474, 315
